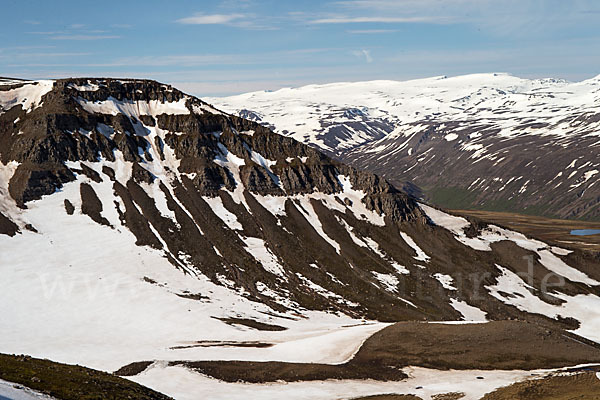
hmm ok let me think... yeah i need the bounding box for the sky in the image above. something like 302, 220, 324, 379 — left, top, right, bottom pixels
1, 0, 599, 96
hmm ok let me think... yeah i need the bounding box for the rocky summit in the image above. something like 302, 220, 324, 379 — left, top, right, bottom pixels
2, 78, 600, 399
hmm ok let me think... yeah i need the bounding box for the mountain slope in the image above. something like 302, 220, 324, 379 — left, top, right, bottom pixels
2, 77, 600, 399
209, 73, 600, 220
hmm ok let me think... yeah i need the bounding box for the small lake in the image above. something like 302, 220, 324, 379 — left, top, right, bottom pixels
570, 229, 600, 236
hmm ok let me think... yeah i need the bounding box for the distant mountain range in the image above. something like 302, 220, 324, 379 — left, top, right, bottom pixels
209, 73, 600, 220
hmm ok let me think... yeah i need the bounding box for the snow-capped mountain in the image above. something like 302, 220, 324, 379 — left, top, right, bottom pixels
209, 73, 600, 220
2, 78, 600, 399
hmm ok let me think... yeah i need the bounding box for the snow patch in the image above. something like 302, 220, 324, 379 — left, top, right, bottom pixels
449, 299, 488, 322
203, 196, 243, 230
371, 271, 399, 293
68, 82, 100, 92
487, 265, 600, 342
294, 197, 341, 254
0, 379, 57, 400
296, 273, 359, 307
76, 96, 189, 117
0, 80, 53, 113
241, 237, 287, 278
130, 363, 538, 400
337, 175, 386, 226
400, 232, 430, 262
433, 273, 457, 291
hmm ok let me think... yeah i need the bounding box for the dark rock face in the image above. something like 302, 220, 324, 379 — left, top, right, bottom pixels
78, 164, 102, 183
80, 183, 110, 226
158, 114, 222, 135
275, 164, 341, 195
9, 164, 75, 207
2, 77, 598, 328
64, 199, 75, 215
67, 78, 186, 103
187, 165, 235, 195
0, 212, 19, 236
240, 165, 283, 195
131, 163, 155, 184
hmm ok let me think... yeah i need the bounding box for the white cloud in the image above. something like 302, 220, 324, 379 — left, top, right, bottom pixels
176, 13, 245, 25
352, 49, 373, 63
329, 0, 600, 38
348, 29, 398, 34
102, 54, 253, 67
50, 34, 120, 40
27, 31, 65, 35
1, 52, 92, 58
174, 12, 276, 30
111, 24, 133, 29
5, 48, 338, 69
336, 0, 473, 8
310, 16, 443, 24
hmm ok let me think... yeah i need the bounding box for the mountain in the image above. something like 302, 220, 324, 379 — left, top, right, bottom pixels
209, 73, 600, 220
2, 78, 600, 399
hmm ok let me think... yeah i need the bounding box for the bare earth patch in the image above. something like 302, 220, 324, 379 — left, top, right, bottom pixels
352, 395, 423, 400
212, 316, 288, 331
355, 320, 600, 371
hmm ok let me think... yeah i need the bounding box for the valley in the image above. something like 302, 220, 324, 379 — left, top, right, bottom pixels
453, 209, 600, 252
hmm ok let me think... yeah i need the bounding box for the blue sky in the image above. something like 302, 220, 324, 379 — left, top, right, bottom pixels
1, 0, 599, 96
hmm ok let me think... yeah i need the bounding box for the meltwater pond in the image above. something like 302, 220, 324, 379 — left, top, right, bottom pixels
571, 229, 600, 236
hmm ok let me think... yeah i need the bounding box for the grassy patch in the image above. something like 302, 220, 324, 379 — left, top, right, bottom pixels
0, 353, 170, 400
426, 186, 567, 220
426, 187, 479, 210
482, 371, 600, 400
